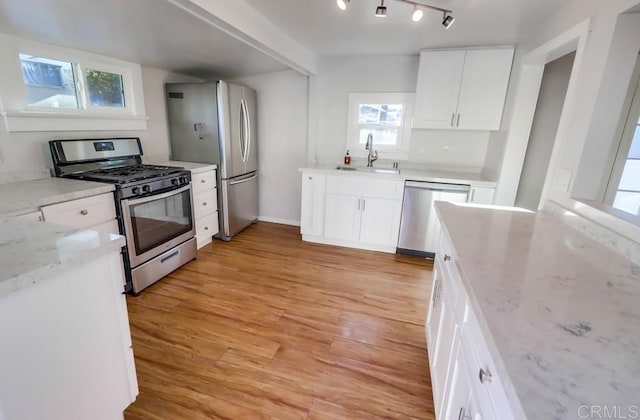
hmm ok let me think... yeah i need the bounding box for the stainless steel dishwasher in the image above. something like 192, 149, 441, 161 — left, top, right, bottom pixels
397, 181, 470, 258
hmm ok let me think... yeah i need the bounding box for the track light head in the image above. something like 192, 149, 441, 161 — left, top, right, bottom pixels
411, 6, 423, 22
336, 0, 349, 11
375, 0, 387, 17
442, 12, 455, 28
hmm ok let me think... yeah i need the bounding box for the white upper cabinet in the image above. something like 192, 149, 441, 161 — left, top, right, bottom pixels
414, 47, 514, 131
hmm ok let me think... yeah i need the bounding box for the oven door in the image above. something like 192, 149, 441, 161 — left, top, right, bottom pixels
121, 184, 195, 268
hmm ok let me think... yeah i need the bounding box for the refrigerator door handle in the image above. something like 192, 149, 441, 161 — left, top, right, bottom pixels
229, 172, 258, 185
239, 100, 247, 163
244, 98, 251, 164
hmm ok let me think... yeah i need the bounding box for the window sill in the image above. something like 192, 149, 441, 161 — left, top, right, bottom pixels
1, 110, 149, 132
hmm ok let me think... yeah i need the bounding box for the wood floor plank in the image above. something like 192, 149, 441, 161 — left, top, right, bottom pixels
124, 222, 435, 419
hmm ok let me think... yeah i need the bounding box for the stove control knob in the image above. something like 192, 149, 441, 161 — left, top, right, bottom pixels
142, 185, 152, 193
171, 178, 179, 186
180, 176, 188, 185
132, 187, 141, 195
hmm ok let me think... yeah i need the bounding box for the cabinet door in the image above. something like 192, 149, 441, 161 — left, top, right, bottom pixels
444, 344, 487, 420
469, 187, 496, 205
301, 173, 326, 236
456, 49, 514, 130
358, 198, 402, 247
414, 50, 466, 129
324, 194, 361, 242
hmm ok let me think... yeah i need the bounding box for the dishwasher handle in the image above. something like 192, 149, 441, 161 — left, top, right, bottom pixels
405, 181, 470, 192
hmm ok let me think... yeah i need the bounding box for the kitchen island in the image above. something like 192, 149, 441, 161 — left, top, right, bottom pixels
429, 201, 640, 420
0, 216, 138, 420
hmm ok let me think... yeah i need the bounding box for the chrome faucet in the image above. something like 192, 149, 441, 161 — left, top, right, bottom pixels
365, 133, 378, 167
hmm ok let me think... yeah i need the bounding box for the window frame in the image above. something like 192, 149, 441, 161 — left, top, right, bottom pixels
0, 34, 147, 132
346, 92, 414, 160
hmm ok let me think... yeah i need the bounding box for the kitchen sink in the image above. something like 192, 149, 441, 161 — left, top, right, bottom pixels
335, 165, 400, 174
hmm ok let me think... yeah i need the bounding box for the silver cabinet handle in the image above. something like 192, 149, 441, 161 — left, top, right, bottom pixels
308, 176, 313, 180
357, 199, 361, 211
456, 113, 461, 127
444, 254, 451, 261
201, 179, 206, 183
458, 407, 472, 420
80, 209, 88, 215
204, 226, 209, 231
362, 199, 366, 212
479, 368, 493, 384
451, 113, 455, 127
203, 202, 207, 206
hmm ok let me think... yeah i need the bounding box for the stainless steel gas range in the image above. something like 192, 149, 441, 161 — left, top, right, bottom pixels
50, 137, 197, 294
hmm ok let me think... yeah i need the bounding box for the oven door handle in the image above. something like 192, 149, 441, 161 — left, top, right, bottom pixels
122, 184, 191, 206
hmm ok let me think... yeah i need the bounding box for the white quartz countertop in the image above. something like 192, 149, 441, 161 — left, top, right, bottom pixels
0, 178, 115, 216
435, 202, 640, 420
0, 216, 125, 297
0, 177, 123, 297
143, 158, 217, 175
299, 164, 496, 188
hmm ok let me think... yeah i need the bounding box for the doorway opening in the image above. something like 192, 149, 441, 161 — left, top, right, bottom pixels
515, 52, 576, 210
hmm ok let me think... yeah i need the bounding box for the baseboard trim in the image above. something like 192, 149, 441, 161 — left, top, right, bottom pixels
258, 216, 301, 227
302, 235, 397, 254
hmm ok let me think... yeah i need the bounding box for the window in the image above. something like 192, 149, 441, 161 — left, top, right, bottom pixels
86, 69, 125, 108
346, 93, 413, 160
608, 67, 640, 217
18, 53, 128, 112
19, 54, 79, 109
612, 118, 640, 216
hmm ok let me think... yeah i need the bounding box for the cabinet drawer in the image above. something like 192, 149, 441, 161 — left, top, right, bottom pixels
438, 234, 467, 324
42, 193, 116, 229
16, 210, 44, 222
196, 212, 219, 246
194, 189, 218, 220
192, 170, 217, 194
462, 307, 514, 419
326, 176, 403, 200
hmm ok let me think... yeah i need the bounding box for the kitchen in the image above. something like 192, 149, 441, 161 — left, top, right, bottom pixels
0, 0, 639, 419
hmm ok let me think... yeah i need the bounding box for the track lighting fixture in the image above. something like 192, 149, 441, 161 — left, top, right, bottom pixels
336, 0, 349, 11
411, 5, 423, 22
335, 0, 454, 28
442, 12, 455, 28
375, 0, 387, 17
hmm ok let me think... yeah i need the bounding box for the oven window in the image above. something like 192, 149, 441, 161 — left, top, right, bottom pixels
129, 189, 193, 256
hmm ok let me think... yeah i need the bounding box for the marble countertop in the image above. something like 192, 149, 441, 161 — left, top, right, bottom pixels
300, 163, 496, 188
435, 202, 640, 420
0, 178, 115, 216
143, 158, 217, 175
0, 216, 125, 297
0, 177, 124, 297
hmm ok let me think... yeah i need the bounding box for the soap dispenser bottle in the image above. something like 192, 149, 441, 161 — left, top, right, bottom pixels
344, 150, 351, 165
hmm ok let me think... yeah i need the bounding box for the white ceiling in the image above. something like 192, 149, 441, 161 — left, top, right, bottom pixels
244, 0, 573, 56
0, 0, 573, 79
0, 0, 289, 78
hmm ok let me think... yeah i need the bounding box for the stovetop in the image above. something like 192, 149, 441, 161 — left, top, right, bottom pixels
69, 164, 187, 184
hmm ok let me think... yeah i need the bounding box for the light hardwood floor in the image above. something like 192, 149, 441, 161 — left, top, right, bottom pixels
124, 222, 435, 419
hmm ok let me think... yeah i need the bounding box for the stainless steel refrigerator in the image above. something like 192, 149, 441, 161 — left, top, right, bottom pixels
166, 81, 258, 240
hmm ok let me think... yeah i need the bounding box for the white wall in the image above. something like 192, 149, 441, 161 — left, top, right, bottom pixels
515, 52, 574, 210
493, 0, 640, 242
0, 65, 199, 180
309, 55, 491, 170
234, 70, 309, 225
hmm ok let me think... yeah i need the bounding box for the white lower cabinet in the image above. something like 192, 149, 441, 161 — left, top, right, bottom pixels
300, 173, 326, 236
41, 192, 119, 234
0, 252, 138, 419
301, 172, 403, 252
427, 232, 515, 419
192, 169, 219, 249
